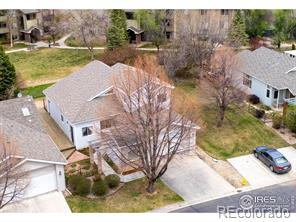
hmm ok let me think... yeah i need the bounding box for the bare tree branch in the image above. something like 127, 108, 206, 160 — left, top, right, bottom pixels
95, 56, 197, 193
0, 131, 29, 209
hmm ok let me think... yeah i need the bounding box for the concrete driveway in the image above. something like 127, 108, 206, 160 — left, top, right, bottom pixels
228, 147, 296, 188
161, 152, 236, 202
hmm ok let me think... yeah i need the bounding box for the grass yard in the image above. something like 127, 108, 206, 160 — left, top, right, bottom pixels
66, 178, 183, 212
8, 48, 103, 86
1, 43, 28, 51
175, 79, 289, 160
20, 83, 54, 98
65, 36, 106, 47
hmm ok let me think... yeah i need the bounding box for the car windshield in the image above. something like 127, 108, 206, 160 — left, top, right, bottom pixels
275, 157, 288, 164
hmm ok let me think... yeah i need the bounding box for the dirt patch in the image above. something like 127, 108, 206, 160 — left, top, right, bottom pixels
195, 147, 246, 188
265, 121, 296, 145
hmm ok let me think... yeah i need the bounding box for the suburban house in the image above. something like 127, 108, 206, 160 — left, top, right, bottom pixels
43, 61, 198, 161
238, 47, 296, 108
0, 9, 43, 43
0, 96, 69, 212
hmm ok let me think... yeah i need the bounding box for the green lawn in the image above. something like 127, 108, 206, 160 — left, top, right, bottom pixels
175, 79, 289, 160
20, 83, 54, 98
8, 48, 102, 86
65, 36, 106, 47
66, 178, 183, 212
2, 43, 28, 51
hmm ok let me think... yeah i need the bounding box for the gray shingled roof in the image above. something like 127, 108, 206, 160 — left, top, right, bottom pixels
238, 47, 296, 95
44, 60, 173, 124
0, 97, 66, 164
43, 60, 120, 124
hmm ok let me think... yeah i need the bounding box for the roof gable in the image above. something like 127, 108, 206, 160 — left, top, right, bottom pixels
238, 47, 296, 95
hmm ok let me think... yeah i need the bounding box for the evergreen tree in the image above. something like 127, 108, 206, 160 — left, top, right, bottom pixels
107, 10, 128, 50
244, 10, 269, 38
227, 10, 249, 48
0, 46, 16, 100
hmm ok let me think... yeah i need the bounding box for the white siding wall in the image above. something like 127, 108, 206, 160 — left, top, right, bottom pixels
237, 72, 273, 107
45, 97, 72, 140
73, 120, 100, 149
250, 77, 273, 106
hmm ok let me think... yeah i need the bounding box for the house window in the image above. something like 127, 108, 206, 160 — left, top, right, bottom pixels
82, 126, 93, 137
125, 12, 134, 20
0, 22, 7, 28
101, 119, 112, 130
243, 74, 252, 88
274, 90, 278, 99
61, 115, 64, 122
157, 93, 167, 103
200, 10, 207, 15
26, 13, 36, 20
266, 86, 270, 98
221, 9, 229, 15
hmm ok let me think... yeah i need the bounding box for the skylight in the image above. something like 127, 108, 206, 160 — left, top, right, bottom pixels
21, 107, 31, 116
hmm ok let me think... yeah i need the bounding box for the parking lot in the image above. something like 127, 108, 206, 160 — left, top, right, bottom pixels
228, 147, 296, 188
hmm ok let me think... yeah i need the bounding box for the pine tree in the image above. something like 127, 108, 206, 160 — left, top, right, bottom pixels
0, 46, 16, 100
228, 10, 249, 48
107, 10, 128, 50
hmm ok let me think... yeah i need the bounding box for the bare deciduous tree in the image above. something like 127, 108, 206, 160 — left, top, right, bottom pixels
6, 10, 16, 48
206, 47, 245, 127
67, 10, 108, 60
0, 132, 28, 209
41, 10, 64, 45
98, 56, 196, 193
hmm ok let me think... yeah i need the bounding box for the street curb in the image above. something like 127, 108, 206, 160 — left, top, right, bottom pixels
151, 180, 296, 212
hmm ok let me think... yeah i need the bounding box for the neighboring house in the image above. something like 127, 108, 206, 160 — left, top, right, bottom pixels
238, 47, 296, 108
0, 9, 42, 43
0, 96, 68, 212
43, 61, 198, 156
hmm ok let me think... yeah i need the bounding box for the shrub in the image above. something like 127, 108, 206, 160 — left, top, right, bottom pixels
255, 109, 265, 119
247, 94, 260, 104
101, 46, 138, 66
259, 104, 271, 111
249, 106, 265, 119
175, 64, 196, 79
68, 175, 91, 196
284, 106, 296, 133
92, 180, 109, 196
272, 113, 282, 129
93, 174, 101, 182
105, 174, 120, 189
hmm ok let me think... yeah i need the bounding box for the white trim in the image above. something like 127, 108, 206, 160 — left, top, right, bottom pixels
285, 66, 296, 74
87, 86, 114, 101
25, 158, 67, 166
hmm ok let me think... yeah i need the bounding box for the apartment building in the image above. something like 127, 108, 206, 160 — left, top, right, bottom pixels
0, 9, 42, 43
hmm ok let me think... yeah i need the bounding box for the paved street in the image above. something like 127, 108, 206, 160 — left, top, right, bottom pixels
173, 180, 296, 213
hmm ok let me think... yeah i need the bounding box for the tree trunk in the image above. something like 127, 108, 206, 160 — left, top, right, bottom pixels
10, 31, 13, 48
146, 179, 156, 193
217, 107, 225, 127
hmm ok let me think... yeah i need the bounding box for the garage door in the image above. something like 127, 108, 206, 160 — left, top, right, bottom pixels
25, 165, 57, 198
